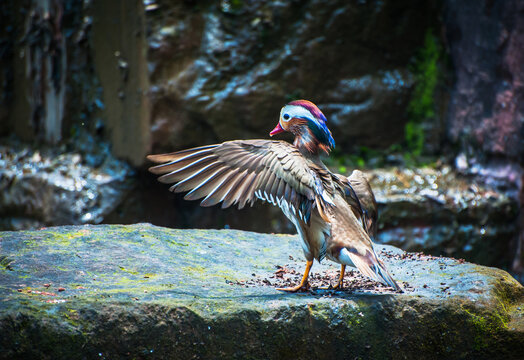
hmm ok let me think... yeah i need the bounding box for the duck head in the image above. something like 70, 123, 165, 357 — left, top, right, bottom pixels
270, 100, 335, 155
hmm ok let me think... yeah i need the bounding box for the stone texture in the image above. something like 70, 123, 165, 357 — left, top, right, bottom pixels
1, 224, 523, 359
0, 135, 134, 231
444, 0, 524, 274
445, 0, 524, 160
368, 166, 519, 270
146, 0, 441, 153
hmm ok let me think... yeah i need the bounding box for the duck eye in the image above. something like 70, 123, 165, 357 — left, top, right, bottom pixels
283, 114, 290, 120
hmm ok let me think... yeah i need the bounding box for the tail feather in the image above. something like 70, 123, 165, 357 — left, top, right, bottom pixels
340, 248, 401, 292
374, 258, 401, 292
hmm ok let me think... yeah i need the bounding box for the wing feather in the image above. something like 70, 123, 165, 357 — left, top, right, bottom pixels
199, 169, 241, 207
148, 140, 323, 216
221, 172, 248, 209
237, 172, 259, 209
157, 155, 217, 184
170, 162, 223, 193
264, 173, 277, 204
348, 170, 378, 239
333, 170, 378, 239
148, 148, 216, 175
224, 171, 257, 209
184, 167, 230, 201
276, 178, 286, 200
147, 145, 217, 164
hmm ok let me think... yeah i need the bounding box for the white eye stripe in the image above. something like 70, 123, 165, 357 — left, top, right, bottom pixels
280, 105, 314, 123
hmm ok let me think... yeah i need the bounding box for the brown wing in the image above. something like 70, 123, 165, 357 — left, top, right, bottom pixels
147, 140, 324, 222
333, 170, 377, 239
348, 170, 378, 239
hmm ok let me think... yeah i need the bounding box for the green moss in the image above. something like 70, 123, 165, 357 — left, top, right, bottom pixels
405, 29, 440, 156
23, 230, 92, 252
111, 275, 151, 286
3, 225, 524, 358
321, 30, 443, 169
182, 265, 207, 276
63, 309, 81, 327
142, 273, 158, 279
324, 146, 379, 171
490, 272, 524, 305
324, 142, 438, 171
459, 293, 512, 351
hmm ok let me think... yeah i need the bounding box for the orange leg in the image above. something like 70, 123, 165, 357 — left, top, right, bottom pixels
277, 260, 313, 292
332, 264, 346, 289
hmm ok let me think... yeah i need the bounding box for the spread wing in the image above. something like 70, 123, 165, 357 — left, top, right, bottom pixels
147, 139, 325, 223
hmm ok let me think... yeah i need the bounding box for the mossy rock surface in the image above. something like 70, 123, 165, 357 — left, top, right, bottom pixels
0, 224, 523, 359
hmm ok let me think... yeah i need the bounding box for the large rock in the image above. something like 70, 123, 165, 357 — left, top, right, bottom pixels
1, 224, 523, 359
146, 0, 441, 153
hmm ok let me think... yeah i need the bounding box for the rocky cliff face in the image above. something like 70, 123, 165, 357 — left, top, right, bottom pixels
445, 0, 524, 162
444, 0, 524, 273
147, 0, 441, 153
0, 135, 134, 230
369, 166, 518, 270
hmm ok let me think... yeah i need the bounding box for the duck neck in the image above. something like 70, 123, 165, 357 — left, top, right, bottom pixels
293, 126, 330, 159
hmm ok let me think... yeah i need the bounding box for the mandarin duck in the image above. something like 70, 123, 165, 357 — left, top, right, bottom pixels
147, 100, 400, 292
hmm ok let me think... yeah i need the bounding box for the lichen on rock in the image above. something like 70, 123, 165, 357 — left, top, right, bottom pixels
0, 224, 523, 359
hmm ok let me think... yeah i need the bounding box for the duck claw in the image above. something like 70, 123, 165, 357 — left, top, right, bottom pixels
276, 282, 309, 293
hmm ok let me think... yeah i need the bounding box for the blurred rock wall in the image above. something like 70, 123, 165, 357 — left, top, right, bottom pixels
445, 0, 524, 162
91, 0, 151, 167
1, 0, 70, 143
146, 0, 442, 154
444, 0, 524, 273
0, 1, 138, 230
1, 0, 442, 160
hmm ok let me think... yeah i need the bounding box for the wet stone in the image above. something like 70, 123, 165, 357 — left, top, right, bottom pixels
367, 166, 519, 269
0, 224, 523, 359
0, 136, 134, 231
